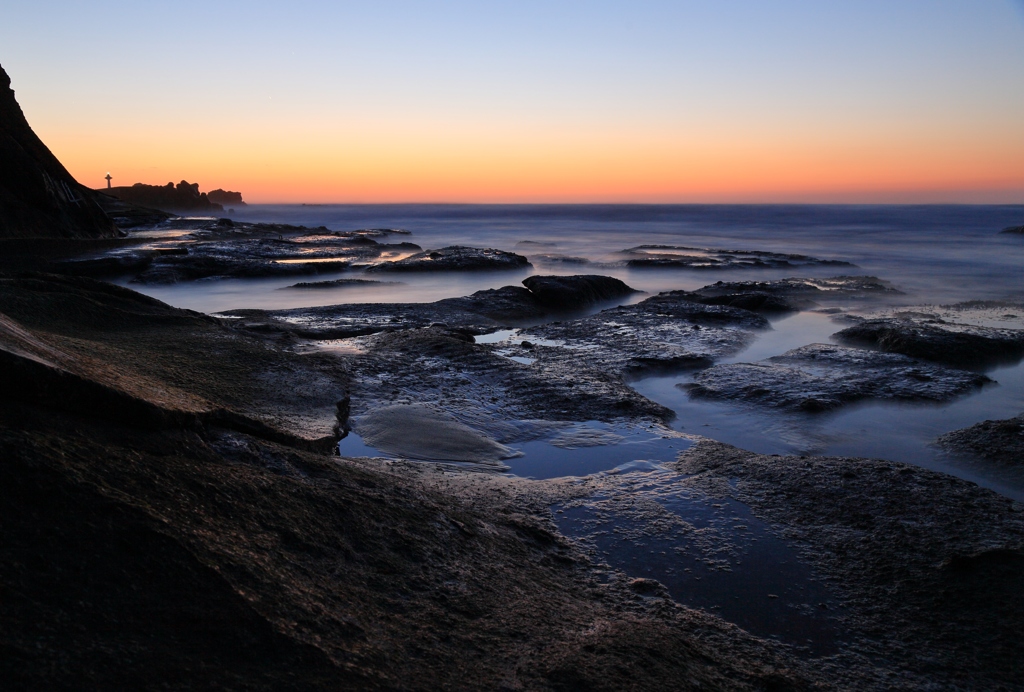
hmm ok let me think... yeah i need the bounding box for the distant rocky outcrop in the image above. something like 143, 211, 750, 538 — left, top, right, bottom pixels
206, 189, 246, 207
1001, 225, 1024, 235
103, 181, 224, 213
0, 63, 118, 239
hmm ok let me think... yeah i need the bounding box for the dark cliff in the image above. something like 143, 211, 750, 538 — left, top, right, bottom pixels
0, 63, 118, 239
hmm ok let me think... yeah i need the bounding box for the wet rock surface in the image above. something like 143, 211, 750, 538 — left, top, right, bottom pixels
834, 316, 1024, 369
226, 275, 643, 339
621, 244, 854, 270
937, 412, 1024, 465
53, 221, 422, 282
365, 245, 530, 273
345, 326, 674, 440
689, 343, 992, 411
660, 440, 1024, 688
510, 292, 766, 377
5, 271, 1024, 689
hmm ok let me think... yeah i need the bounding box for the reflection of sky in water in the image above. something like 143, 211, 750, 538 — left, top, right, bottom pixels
555, 487, 842, 655
633, 311, 1024, 500
339, 421, 693, 480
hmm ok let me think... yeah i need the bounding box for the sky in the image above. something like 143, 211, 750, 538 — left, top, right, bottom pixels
2, 1, 1023, 204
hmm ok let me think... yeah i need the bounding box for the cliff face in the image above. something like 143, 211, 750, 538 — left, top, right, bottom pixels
0, 63, 118, 239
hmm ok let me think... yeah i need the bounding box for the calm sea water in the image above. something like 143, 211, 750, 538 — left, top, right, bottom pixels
124, 204, 1024, 497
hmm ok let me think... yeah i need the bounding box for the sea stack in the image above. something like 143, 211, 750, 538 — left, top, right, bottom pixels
0, 63, 118, 239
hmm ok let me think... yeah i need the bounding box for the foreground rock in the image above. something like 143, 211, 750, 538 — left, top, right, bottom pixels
688, 343, 991, 411
621, 245, 854, 270
0, 272, 816, 690
0, 273, 349, 444
834, 317, 1024, 369
0, 63, 118, 239
938, 413, 1024, 465
4, 271, 1023, 688
365, 245, 530, 272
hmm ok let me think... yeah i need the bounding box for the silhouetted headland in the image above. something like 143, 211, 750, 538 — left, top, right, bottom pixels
100, 180, 246, 214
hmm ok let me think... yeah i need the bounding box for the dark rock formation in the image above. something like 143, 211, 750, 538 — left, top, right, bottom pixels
104, 180, 224, 213
286, 278, 402, 289
834, 318, 1024, 369
0, 63, 118, 239
206, 188, 246, 206
513, 292, 767, 378
91, 191, 172, 229
937, 413, 1024, 465
366, 246, 530, 273
621, 245, 854, 270
688, 344, 991, 412
1000, 225, 1024, 234
521, 274, 638, 310
56, 222, 423, 282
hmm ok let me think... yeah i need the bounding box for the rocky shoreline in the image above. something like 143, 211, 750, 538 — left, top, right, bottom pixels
3, 263, 1024, 689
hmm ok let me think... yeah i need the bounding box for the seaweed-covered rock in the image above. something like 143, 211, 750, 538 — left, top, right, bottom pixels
688, 343, 992, 412
521, 275, 637, 310
834, 318, 1024, 369
366, 246, 530, 273
937, 413, 1024, 465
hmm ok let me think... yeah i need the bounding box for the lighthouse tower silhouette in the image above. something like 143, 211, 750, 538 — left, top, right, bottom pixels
105, 173, 112, 189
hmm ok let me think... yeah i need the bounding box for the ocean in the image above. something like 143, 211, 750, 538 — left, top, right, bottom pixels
120, 203, 1024, 498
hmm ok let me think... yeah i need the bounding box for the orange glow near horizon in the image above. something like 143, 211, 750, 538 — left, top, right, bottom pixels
36, 114, 1024, 204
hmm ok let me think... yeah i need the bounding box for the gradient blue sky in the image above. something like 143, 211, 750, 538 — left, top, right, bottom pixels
2, 1, 1023, 202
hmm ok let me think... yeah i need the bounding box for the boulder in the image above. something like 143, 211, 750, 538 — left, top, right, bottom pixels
521, 274, 637, 310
